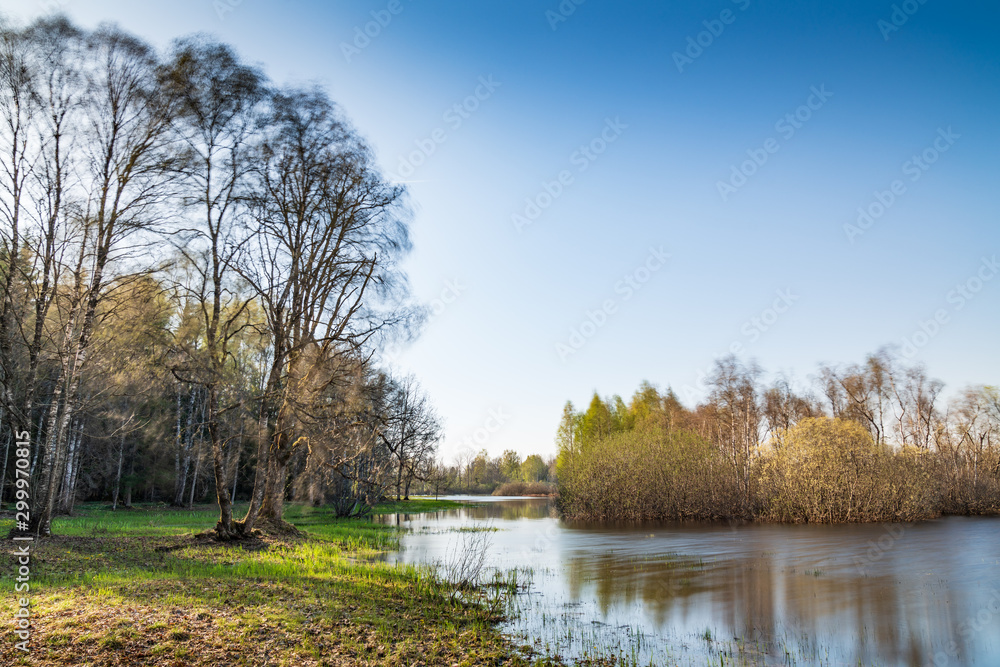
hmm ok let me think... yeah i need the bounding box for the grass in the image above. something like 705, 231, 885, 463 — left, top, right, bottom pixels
0, 498, 468, 540
373, 497, 472, 515
0, 500, 566, 667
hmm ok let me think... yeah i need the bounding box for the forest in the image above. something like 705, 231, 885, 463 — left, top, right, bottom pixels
556, 351, 1000, 522
0, 16, 461, 538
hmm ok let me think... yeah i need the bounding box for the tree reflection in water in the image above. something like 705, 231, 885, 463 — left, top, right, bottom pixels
380, 497, 998, 666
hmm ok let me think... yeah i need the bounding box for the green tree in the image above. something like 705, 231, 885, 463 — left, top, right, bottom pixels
555, 401, 580, 483
628, 381, 662, 428
520, 454, 548, 482
499, 449, 521, 481
579, 393, 616, 444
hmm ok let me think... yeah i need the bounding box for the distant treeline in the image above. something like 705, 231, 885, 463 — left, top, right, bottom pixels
418, 450, 555, 497
556, 351, 999, 523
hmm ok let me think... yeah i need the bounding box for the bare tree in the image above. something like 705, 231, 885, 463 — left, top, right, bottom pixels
160, 37, 266, 539
238, 88, 412, 530
29, 23, 176, 536
892, 364, 943, 449
706, 355, 762, 511
762, 376, 817, 446
0, 19, 36, 430
373, 374, 440, 500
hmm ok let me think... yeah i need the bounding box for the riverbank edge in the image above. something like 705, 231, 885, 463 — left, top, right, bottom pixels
0, 501, 570, 667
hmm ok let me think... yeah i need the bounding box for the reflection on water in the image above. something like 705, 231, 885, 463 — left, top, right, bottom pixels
377, 497, 1000, 666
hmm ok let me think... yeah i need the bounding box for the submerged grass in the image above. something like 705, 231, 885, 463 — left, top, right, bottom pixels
0, 500, 563, 667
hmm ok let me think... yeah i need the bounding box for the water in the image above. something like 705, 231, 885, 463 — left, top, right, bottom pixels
377, 496, 1000, 666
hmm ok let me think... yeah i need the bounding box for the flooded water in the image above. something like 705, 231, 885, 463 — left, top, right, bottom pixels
377, 496, 1000, 666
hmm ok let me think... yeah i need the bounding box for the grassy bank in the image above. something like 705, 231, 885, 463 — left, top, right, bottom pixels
0, 501, 561, 667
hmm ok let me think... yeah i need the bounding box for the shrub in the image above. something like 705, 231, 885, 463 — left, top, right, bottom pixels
557, 427, 744, 521
491, 481, 556, 496
760, 417, 937, 522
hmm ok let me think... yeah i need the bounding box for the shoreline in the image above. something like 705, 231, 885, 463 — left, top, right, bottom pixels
0, 501, 566, 667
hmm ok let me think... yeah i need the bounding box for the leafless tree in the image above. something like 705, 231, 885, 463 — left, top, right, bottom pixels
762, 375, 817, 446
238, 87, 412, 530
160, 37, 266, 539
372, 374, 441, 500
26, 22, 177, 535
706, 355, 762, 510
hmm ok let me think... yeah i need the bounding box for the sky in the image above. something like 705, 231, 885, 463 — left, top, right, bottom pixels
4, 0, 998, 463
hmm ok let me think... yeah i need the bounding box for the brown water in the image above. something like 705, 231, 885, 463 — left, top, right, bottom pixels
378, 497, 1000, 666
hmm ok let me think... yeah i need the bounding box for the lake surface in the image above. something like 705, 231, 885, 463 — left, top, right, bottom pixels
377, 496, 1000, 666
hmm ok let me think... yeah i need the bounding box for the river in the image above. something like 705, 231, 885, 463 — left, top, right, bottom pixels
376, 496, 1000, 666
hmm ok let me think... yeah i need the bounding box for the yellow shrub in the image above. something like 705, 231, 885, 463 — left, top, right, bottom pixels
762, 417, 936, 522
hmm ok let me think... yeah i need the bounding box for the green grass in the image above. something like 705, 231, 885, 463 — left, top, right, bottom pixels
0, 499, 561, 667
372, 497, 471, 515
0, 498, 468, 539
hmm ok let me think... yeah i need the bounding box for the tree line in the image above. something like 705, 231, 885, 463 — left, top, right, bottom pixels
0, 16, 446, 538
426, 449, 554, 497
556, 350, 1000, 522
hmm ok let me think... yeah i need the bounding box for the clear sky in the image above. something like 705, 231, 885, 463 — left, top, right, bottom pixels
5, 0, 999, 463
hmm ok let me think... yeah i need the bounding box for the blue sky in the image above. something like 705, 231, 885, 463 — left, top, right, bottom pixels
5, 0, 998, 462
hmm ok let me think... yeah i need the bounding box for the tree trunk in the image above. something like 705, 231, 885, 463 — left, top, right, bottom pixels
238, 348, 284, 535
173, 385, 182, 501
0, 419, 10, 508
124, 450, 134, 508
58, 421, 81, 513
260, 447, 292, 524
207, 383, 236, 538
229, 447, 240, 503
395, 454, 404, 502
258, 403, 297, 529
32, 353, 69, 536
174, 387, 197, 506
188, 434, 202, 509
29, 404, 48, 478
112, 430, 125, 511
237, 409, 271, 534
66, 432, 82, 515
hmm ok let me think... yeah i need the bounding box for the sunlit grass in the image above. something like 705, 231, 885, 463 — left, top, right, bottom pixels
0, 498, 552, 666
0, 497, 466, 539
